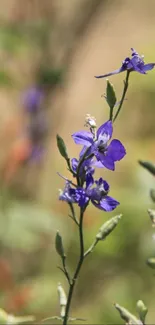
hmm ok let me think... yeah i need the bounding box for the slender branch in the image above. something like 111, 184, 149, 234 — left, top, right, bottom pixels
113, 70, 130, 122
62, 256, 71, 285
62, 208, 85, 325
68, 202, 79, 225
76, 149, 94, 186
84, 238, 99, 258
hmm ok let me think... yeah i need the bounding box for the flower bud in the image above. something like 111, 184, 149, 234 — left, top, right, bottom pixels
150, 189, 155, 203
55, 231, 66, 259
57, 283, 67, 318
148, 209, 155, 226
147, 257, 155, 269
138, 160, 155, 176
136, 300, 148, 323
114, 303, 142, 325
106, 80, 116, 109
96, 215, 122, 241
56, 134, 69, 161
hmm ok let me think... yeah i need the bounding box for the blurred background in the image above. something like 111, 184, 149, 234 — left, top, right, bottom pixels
0, 0, 155, 323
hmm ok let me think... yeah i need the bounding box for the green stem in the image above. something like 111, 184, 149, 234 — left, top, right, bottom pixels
62, 208, 85, 325
113, 70, 130, 122
84, 238, 99, 258
68, 202, 79, 225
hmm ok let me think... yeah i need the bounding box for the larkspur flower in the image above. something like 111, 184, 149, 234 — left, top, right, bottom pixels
59, 174, 119, 211
23, 87, 43, 113
71, 146, 95, 179
72, 120, 126, 171
95, 48, 155, 79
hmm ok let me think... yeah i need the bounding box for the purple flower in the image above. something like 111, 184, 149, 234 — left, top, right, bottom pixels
23, 87, 43, 113
95, 48, 155, 79
59, 174, 119, 211
72, 120, 126, 171
71, 146, 95, 178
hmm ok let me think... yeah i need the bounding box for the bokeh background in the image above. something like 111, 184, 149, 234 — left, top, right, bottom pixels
0, 0, 155, 323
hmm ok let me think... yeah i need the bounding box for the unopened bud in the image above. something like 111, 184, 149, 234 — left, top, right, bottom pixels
147, 257, 155, 269
57, 283, 67, 318
136, 300, 148, 323
55, 231, 66, 259
148, 209, 155, 226
114, 303, 142, 325
85, 114, 96, 129
96, 215, 122, 241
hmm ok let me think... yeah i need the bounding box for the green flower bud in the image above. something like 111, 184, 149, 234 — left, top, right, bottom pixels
96, 215, 122, 241
136, 300, 148, 323
150, 189, 155, 203
55, 231, 66, 259
138, 160, 155, 176
114, 303, 142, 325
106, 80, 117, 109
147, 257, 155, 269
56, 134, 69, 161
148, 209, 155, 226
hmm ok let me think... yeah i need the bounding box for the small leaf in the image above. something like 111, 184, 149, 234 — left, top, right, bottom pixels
96, 215, 122, 241
148, 209, 155, 226
138, 160, 155, 176
114, 303, 142, 325
106, 80, 117, 109
56, 134, 69, 161
136, 300, 148, 323
150, 189, 155, 202
146, 257, 155, 269
55, 231, 65, 258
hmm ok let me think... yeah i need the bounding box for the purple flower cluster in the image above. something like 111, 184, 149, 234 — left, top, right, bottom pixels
95, 48, 155, 79
59, 117, 126, 212
23, 87, 48, 162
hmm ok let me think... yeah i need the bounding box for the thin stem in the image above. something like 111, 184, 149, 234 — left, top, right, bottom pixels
66, 158, 76, 177
62, 257, 71, 285
62, 208, 85, 325
84, 238, 99, 258
76, 149, 94, 186
68, 202, 79, 225
113, 70, 130, 122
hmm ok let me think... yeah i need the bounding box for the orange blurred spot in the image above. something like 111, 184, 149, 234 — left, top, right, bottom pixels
2, 137, 32, 184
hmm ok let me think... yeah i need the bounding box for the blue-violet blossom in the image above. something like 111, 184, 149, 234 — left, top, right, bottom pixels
72, 120, 126, 171
59, 174, 119, 211
95, 48, 155, 79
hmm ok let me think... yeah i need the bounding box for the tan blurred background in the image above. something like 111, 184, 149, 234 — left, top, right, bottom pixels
0, 0, 154, 323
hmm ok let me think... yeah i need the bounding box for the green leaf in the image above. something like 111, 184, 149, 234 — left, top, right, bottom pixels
138, 160, 155, 176
96, 215, 122, 241
106, 80, 116, 108
55, 231, 65, 258
56, 134, 69, 161
136, 300, 148, 323
114, 303, 142, 325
